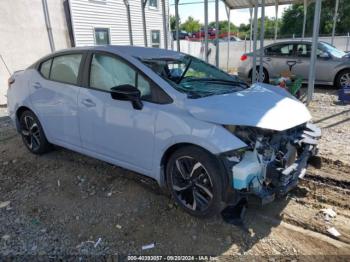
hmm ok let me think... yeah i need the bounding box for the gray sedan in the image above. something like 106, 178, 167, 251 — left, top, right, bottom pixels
237, 40, 350, 88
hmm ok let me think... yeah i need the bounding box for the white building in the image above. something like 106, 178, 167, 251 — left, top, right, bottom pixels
69, 0, 169, 48
0, 0, 170, 105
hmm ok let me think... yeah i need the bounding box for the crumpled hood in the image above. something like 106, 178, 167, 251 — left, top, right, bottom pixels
185, 83, 312, 131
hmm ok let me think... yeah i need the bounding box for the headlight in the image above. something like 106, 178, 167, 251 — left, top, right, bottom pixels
224, 125, 258, 148
222, 147, 248, 163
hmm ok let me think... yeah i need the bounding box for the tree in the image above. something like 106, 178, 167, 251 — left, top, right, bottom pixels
233, 17, 281, 39
208, 20, 237, 34
180, 16, 201, 33
238, 23, 250, 33
257, 17, 281, 39
280, 0, 350, 37
170, 15, 180, 31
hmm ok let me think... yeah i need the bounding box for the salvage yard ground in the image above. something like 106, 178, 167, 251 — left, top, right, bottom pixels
0, 88, 349, 258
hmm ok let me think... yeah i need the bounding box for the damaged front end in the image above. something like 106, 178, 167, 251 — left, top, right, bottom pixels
221, 122, 321, 205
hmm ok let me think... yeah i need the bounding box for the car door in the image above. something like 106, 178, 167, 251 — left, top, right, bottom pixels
264, 43, 295, 79
30, 53, 84, 146
78, 52, 162, 172
292, 43, 336, 83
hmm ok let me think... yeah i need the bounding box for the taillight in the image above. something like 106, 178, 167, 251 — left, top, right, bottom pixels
240, 54, 248, 61
8, 77, 15, 89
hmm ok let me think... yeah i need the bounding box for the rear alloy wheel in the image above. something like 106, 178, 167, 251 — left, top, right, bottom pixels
251, 67, 269, 84
336, 69, 350, 89
19, 110, 52, 154
166, 146, 223, 217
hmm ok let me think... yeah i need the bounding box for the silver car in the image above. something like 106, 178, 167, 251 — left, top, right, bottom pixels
238, 40, 350, 88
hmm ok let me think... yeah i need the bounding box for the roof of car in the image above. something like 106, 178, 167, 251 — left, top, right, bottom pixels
267, 40, 313, 45
50, 45, 185, 60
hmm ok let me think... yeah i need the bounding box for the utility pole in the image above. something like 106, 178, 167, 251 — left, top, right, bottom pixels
42, 0, 55, 52
124, 0, 133, 45
141, 0, 148, 47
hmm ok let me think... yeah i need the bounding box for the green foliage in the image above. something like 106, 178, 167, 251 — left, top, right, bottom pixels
238, 23, 250, 32
236, 17, 281, 39
208, 20, 237, 34
280, 0, 350, 37
170, 15, 179, 31
257, 17, 281, 39
180, 16, 201, 33
175, 0, 350, 39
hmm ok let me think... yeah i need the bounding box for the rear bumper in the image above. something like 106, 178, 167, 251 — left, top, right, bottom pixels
237, 66, 250, 82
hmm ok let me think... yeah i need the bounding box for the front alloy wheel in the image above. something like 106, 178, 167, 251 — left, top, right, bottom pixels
171, 157, 213, 212
339, 72, 350, 87
336, 69, 350, 89
166, 146, 224, 217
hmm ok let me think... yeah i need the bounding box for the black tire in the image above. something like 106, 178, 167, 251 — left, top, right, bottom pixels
250, 67, 269, 84
335, 69, 350, 89
19, 110, 52, 154
166, 146, 224, 218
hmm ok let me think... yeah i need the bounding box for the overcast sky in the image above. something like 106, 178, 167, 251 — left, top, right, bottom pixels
169, 1, 290, 26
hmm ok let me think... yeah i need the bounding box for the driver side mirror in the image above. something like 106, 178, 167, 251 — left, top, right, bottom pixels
110, 84, 143, 110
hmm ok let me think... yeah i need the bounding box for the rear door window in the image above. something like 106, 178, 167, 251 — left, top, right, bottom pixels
266, 44, 294, 57
39, 59, 52, 79
50, 54, 83, 85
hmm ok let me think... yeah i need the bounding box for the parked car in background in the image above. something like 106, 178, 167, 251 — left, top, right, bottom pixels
238, 40, 350, 88
191, 28, 216, 39
7, 46, 320, 217
219, 36, 241, 42
172, 30, 189, 40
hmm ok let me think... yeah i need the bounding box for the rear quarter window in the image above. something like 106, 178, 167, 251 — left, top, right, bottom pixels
39, 59, 52, 79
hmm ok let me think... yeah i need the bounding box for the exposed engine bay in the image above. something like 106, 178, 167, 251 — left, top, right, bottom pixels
223, 122, 321, 205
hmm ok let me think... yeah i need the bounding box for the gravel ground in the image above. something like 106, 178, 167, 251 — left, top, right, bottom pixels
308, 88, 350, 164
0, 89, 349, 259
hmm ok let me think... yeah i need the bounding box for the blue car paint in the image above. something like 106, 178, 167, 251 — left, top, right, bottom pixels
29, 71, 81, 147
7, 46, 314, 189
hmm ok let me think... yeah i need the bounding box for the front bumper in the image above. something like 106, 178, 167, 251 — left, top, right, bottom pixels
257, 123, 321, 205
258, 143, 317, 205
222, 122, 321, 206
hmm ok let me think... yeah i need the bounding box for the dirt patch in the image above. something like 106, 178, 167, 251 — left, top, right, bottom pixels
0, 88, 349, 257
308, 88, 350, 164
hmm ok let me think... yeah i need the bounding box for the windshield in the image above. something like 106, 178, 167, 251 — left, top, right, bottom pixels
140, 55, 248, 98
321, 42, 346, 58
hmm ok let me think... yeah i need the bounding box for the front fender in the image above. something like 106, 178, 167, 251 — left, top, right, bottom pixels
152, 110, 247, 183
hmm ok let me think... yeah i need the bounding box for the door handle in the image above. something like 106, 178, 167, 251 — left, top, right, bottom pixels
81, 98, 96, 108
33, 82, 42, 89
265, 57, 271, 61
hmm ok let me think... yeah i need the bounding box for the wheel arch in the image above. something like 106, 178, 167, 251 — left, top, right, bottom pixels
15, 106, 50, 143
334, 67, 350, 87
15, 106, 33, 131
159, 142, 230, 200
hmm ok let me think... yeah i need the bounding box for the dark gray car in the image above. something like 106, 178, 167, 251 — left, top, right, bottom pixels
238, 40, 350, 88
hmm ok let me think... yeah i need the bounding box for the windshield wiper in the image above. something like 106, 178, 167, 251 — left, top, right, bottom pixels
183, 77, 248, 86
